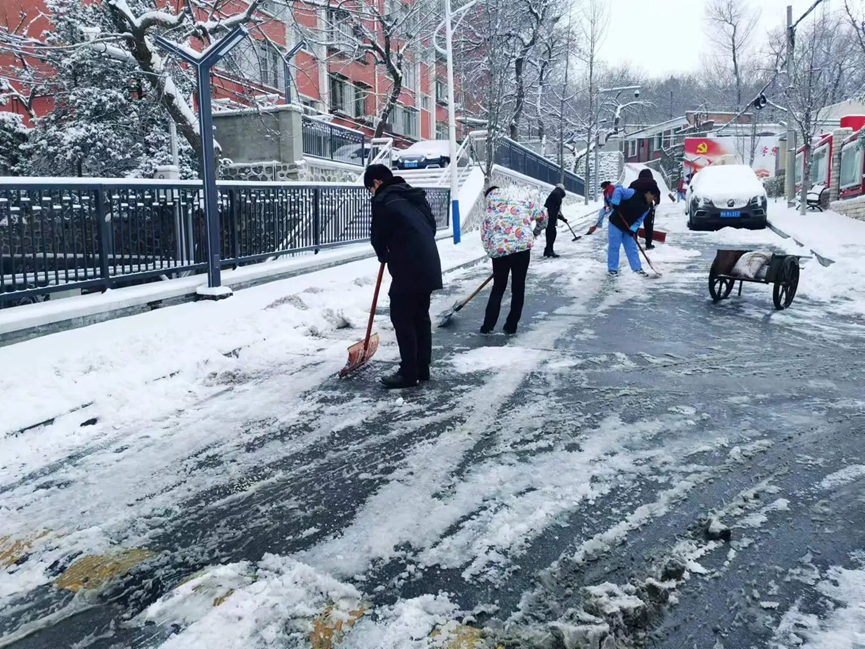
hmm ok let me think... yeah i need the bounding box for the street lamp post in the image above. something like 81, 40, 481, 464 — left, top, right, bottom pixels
435, 0, 481, 244
155, 26, 248, 297
444, 0, 461, 244
783, 0, 828, 209
785, 5, 796, 207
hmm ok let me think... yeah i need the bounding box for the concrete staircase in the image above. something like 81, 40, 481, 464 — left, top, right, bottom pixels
392, 166, 475, 189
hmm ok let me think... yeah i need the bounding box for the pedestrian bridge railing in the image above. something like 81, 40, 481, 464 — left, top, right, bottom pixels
0, 179, 449, 308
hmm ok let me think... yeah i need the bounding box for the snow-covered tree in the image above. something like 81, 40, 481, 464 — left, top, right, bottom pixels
703, 0, 761, 111
783, 7, 853, 213
0, 111, 28, 175
575, 0, 608, 202
12, 0, 196, 177
1, 0, 271, 161
292, 0, 441, 140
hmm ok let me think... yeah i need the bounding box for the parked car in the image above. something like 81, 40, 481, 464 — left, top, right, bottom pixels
393, 140, 466, 170
332, 142, 373, 166
686, 164, 768, 231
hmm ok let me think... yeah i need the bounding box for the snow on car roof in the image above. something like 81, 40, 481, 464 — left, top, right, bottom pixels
691, 164, 765, 201
401, 140, 451, 156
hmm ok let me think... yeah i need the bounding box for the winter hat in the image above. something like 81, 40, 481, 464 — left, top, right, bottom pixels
631, 178, 660, 199
638, 169, 654, 180
555, 183, 565, 191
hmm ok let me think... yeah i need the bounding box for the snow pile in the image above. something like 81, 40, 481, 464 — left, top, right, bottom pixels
772, 558, 865, 648
140, 555, 364, 649
818, 465, 865, 490
343, 593, 462, 648
769, 205, 865, 317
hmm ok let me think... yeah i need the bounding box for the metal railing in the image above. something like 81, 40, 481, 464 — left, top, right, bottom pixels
494, 137, 586, 196
0, 180, 449, 307
301, 116, 367, 166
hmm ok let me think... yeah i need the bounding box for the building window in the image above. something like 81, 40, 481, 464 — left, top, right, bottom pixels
393, 104, 419, 139
435, 78, 448, 104
329, 74, 348, 113
328, 8, 356, 53
403, 61, 418, 94
628, 139, 637, 157
436, 122, 448, 140
662, 130, 672, 148
260, 0, 283, 17
840, 144, 863, 188
422, 95, 432, 111
353, 83, 369, 118
654, 132, 663, 150
259, 44, 281, 89
223, 39, 282, 90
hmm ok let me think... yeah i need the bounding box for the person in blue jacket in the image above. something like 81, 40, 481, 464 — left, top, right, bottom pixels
607, 178, 660, 277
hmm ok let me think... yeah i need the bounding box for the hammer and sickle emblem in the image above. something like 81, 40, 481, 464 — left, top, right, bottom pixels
696, 142, 709, 154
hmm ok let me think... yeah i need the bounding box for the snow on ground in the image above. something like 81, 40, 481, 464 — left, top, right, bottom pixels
0, 238, 483, 439
769, 203, 865, 317
771, 554, 865, 649
1, 196, 863, 648
662, 197, 865, 318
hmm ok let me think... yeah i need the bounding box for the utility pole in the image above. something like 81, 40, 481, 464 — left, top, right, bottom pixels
445, 0, 460, 243
785, 5, 796, 207
560, 14, 572, 186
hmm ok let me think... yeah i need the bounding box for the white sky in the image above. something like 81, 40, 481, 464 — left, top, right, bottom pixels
597, 0, 840, 78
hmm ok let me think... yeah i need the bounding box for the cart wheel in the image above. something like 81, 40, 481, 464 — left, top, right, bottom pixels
709, 260, 734, 302
773, 257, 799, 310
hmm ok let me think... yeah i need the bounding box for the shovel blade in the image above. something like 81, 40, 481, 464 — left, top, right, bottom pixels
637, 228, 666, 243
437, 301, 462, 328
338, 333, 380, 378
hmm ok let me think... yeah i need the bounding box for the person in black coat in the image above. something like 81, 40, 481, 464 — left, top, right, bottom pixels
629, 169, 660, 249
366, 164, 443, 390
543, 184, 568, 258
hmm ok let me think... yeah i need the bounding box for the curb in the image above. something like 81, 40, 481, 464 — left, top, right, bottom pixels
767, 221, 835, 267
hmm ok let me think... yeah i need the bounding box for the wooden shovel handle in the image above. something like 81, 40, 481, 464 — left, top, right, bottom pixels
364, 263, 386, 351
456, 273, 494, 313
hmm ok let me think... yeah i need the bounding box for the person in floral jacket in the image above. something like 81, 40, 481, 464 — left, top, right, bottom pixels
479, 186, 548, 335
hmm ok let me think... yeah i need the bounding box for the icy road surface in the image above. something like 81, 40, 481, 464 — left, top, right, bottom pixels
1, 202, 864, 649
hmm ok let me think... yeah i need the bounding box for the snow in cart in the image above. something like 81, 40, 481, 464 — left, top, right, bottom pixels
0, 200, 864, 649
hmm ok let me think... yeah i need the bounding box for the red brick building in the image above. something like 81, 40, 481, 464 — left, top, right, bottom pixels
1, 0, 454, 144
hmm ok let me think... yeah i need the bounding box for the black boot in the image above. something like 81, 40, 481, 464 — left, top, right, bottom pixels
380, 373, 418, 389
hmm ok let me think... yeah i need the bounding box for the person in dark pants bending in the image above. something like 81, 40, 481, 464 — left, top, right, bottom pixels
366, 164, 443, 389
629, 168, 660, 249
543, 183, 568, 258
480, 186, 548, 334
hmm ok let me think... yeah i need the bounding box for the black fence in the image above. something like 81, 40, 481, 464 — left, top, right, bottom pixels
301, 116, 367, 167
494, 137, 586, 197
0, 180, 449, 307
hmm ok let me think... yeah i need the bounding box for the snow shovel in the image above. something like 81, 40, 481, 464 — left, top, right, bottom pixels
339, 263, 385, 378
632, 234, 661, 276
614, 211, 661, 277
564, 221, 582, 242
438, 273, 494, 328
637, 227, 667, 244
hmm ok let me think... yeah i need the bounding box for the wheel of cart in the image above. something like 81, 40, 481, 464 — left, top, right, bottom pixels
772, 256, 800, 310
708, 249, 804, 310
708, 257, 735, 302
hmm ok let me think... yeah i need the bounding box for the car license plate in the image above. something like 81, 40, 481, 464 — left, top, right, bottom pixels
720, 211, 741, 218
404, 161, 418, 168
